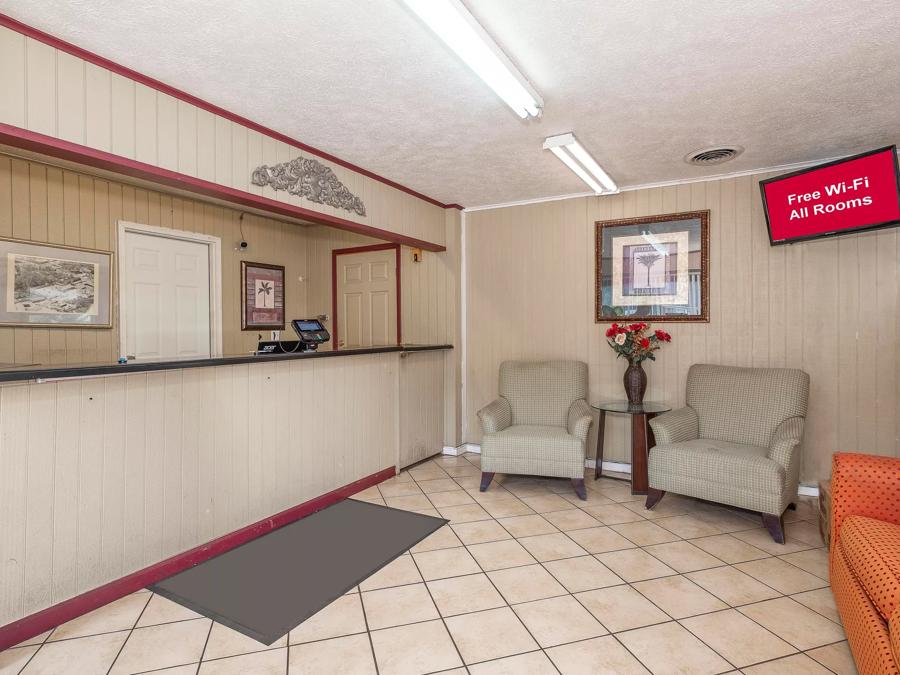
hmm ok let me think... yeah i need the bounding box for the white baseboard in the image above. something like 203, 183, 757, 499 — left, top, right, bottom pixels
797, 484, 820, 498
441, 445, 465, 456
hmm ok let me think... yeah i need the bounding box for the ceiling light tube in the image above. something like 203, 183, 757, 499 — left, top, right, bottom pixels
402, 0, 543, 119
544, 133, 618, 194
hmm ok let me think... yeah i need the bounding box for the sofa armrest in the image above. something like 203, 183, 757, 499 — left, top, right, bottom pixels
649, 407, 698, 445
767, 417, 805, 468
830, 452, 900, 553
567, 399, 593, 443
478, 397, 512, 434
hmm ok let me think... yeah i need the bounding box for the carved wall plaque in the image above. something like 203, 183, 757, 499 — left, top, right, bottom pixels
251, 157, 366, 217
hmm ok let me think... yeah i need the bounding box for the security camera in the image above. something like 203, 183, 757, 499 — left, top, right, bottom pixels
236, 240, 249, 252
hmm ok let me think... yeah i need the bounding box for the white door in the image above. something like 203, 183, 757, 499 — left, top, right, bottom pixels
335, 248, 398, 349
122, 231, 212, 361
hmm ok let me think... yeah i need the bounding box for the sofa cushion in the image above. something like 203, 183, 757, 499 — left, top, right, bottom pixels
650, 438, 782, 491
839, 515, 900, 622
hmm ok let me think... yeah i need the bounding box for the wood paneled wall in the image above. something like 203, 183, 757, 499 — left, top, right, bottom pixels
0, 24, 448, 246
0, 353, 398, 627
400, 351, 446, 468
465, 172, 900, 482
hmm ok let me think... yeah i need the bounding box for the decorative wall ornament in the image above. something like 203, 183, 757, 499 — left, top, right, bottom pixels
251, 157, 366, 217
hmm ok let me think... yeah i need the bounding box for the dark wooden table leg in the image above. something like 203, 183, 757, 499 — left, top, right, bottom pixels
594, 410, 606, 480
630, 413, 650, 495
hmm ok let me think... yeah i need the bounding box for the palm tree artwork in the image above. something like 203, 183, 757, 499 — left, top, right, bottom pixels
636, 252, 662, 287
255, 279, 275, 308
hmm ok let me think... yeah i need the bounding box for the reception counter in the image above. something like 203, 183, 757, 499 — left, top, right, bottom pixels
0, 343, 453, 643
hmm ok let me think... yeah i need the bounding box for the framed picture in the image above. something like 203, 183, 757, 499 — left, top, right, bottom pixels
595, 210, 709, 322
241, 261, 285, 330
0, 237, 113, 328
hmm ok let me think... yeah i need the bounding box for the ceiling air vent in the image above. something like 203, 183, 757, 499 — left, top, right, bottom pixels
685, 146, 744, 166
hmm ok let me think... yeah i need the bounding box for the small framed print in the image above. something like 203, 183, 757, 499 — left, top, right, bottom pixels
595, 210, 709, 322
0, 237, 113, 328
241, 261, 285, 330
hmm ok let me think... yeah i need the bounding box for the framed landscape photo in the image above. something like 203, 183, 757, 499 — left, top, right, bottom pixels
241, 261, 285, 330
0, 238, 113, 328
595, 210, 709, 323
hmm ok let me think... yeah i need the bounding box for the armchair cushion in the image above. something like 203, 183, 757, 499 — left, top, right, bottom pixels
839, 515, 900, 622
478, 397, 512, 434
567, 399, 593, 443
481, 425, 584, 479
649, 406, 698, 445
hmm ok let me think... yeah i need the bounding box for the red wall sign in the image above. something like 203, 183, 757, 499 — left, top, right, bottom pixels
761, 146, 900, 244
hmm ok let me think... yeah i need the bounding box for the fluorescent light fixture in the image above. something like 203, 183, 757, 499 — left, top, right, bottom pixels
543, 133, 618, 194
402, 0, 543, 119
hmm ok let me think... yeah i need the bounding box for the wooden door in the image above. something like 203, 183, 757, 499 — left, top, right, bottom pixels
334, 246, 398, 349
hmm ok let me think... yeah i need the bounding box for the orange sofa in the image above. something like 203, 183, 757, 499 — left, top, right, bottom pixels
830, 453, 900, 675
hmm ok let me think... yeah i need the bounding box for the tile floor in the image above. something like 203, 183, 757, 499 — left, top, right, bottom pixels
0, 452, 857, 675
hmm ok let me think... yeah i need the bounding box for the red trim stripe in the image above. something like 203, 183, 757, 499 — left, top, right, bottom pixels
0, 465, 396, 651
0, 13, 463, 211
0, 123, 446, 252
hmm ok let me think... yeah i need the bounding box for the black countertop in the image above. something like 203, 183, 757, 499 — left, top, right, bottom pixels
0, 344, 453, 383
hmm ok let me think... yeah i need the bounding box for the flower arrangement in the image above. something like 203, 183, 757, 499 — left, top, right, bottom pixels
605, 322, 672, 363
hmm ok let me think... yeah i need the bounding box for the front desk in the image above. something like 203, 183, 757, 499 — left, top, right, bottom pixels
0, 344, 451, 631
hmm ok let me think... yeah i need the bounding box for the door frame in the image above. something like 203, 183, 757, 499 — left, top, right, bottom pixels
117, 220, 224, 360
331, 243, 402, 349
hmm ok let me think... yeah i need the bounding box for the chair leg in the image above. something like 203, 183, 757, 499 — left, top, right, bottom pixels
787, 502, 797, 511
762, 513, 785, 544
571, 478, 587, 501
645, 488, 665, 510
479, 472, 495, 492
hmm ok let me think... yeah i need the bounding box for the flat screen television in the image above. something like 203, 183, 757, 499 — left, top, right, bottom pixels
760, 145, 900, 245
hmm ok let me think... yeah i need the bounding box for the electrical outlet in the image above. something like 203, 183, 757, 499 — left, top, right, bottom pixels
271, 330, 280, 341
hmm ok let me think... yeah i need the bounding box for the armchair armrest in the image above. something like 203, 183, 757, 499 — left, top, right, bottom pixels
478, 397, 512, 434
648, 407, 698, 445
767, 417, 804, 468
830, 453, 900, 552
567, 399, 593, 442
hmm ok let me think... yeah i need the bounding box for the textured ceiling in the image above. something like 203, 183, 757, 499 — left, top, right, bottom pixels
2, 0, 899, 207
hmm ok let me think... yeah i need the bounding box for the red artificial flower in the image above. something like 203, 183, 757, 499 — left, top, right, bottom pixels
605, 327, 616, 338
654, 329, 672, 342
640, 338, 650, 349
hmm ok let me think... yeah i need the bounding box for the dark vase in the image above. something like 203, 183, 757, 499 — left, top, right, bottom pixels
623, 360, 647, 408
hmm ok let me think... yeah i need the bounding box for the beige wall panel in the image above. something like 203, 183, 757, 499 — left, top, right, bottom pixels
84, 63, 111, 151
465, 172, 900, 483
110, 74, 136, 159
399, 350, 445, 467
134, 83, 157, 165
55, 51, 84, 144
0, 27, 26, 127
25, 38, 56, 136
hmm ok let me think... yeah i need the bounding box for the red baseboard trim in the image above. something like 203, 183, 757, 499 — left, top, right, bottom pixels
0, 465, 396, 651
0, 13, 463, 211
0, 123, 445, 252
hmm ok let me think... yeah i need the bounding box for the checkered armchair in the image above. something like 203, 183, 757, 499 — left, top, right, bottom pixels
646, 363, 810, 543
477, 360, 592, 500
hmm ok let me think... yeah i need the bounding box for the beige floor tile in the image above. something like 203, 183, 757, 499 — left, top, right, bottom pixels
594, 485, 643, 503
624, 495, 697, 520
541, 508, 601, 531
359, 554, 423, 590
791, 587, 841, 623
731, 527, 816, 555
12, 630, 51, 649
198, 648, 286, 675
736, 557, 828, 594
288, 633, 376, 675
48, 592, 150, 641
378, 481, 423, 498
546, 635, 650, 674
681, 608, 796, 667
444, 607, 538, 664
520, 494, 574, 513
23, 631, 129, 675
738, 597, 846, 650
384, 494, 434, 511
566, 526, 636, 554
692, 506, 760, 533
807, 640, 859, 675
611, 520, 682, 546
428, 490, 477, 508
741, 653, 832, 674
362, 583, 439, 630
467, 650, 557, 674
542, 555, 623, 593
517, 532, 588, 562
785, 520, 827, 547
110, 619, 210, 674
408, 465, 449, 481
561, 490, 614, 506
451, 519, 512, 545
487, 564, 568, 604
467, 487, 517, 506
413, 546, 482, 580
353, 485, 382, 500
595, 548, 677, 582
642, 540, 725, 573
136, 594, 202, 627
455, 476, 483, 491
289, 594, 367, 644
418, 478, 461, 494
575, 585, 670, 632
779, 547, 829, 579
633, 575, 727, 618
654, 514, 724, 538
413, 508, 442, 518
480, 499, 535, 518
370, 619, 462, 675
496, 514, 557, 538
783, 499, 819, 523
686, 565, 781, 606
410, 525, 464, 553
512, 595, 607, 647
427, 573, 506, 617
353, 495, 386, 506
438, 503, 492, 523
1, 646, 39, 674
467, 539, 536, 571
583, 503, 646, 525
616, 621, 731, 675
689, 533, 770, 563
202, 622, 286, 661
